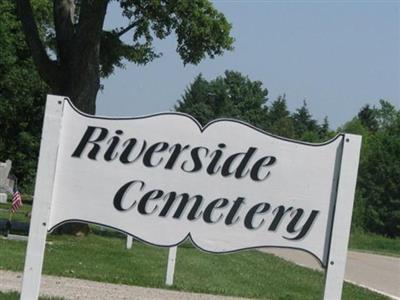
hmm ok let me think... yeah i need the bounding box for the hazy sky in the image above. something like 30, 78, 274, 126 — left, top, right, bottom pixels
97, 1, 400, 129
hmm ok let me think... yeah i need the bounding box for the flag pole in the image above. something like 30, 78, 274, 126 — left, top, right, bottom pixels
7, 180, 14, 236
8, 176, 21, 235
7, 205, 12, 237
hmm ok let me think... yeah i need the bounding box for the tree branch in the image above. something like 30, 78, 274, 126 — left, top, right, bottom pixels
16, 0, 60, 89
116, 23, 136, 37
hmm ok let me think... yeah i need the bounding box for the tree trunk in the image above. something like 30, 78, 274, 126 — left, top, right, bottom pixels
55, 44, 101, 114
54, 0, 108, 235
53, 0, 107, 114
17, 0, 109, 235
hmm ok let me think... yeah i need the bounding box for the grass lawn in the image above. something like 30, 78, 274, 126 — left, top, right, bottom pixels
0, 291, 62, 300
0, 231, 388, 300
0, 200, 32, 223
349, 230, 400, 257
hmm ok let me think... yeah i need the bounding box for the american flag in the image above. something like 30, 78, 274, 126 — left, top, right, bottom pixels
11, 184, 22, 213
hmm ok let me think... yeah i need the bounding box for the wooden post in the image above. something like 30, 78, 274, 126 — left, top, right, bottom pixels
323, 134, 361, 300
126, 235, 133, 249
20, 95, 65, 300
165, 246, 177, 286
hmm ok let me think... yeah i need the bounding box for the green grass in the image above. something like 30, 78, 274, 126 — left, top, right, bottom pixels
0, 291, 62, 300
0, 201, 31, 223
0, 201, 396, 298
0, 292, 19, 300
0, 232, 388, 300
349, 230, 400, 257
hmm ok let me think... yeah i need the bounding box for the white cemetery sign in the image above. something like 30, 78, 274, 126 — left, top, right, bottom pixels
21, 95, 361, 299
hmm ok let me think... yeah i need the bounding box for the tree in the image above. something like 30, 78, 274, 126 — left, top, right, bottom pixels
361, 119, 400, 237
175, 71, 269, 128
16, 0, 234, 114
341, 100, 400, 237
268, 95, 289, 123
267, 95, 295, 138
318, 117, 331, 139
359, 101, 400, 237
291, 100, 320, 141
176, 74, 333, 143
358, 104, 378, 132
0, 0, 51, 192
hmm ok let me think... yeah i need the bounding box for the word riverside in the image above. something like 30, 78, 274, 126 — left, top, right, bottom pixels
71, 126, 277, 182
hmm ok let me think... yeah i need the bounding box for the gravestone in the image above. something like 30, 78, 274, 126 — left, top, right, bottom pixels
0, 160, 12, 203
0, 194, 6, 204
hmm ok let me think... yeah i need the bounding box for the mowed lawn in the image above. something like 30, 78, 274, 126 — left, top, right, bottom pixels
349, 230, 400, 257
0, 291, 62, 300
0, 232, 388, 300
0, 201, 31, 223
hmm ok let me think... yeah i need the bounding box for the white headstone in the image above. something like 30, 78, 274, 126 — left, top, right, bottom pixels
0, 160, 12, 188
0, 160, 12, 202
0, 193, 7, 204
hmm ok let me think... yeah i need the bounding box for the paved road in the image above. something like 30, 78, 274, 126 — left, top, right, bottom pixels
0, 269, 250, 300
261, 248, 400, 299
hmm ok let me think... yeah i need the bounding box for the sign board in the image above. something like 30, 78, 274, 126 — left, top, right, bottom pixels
21, 95, 361, 299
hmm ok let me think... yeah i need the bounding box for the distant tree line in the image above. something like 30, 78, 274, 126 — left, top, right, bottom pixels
176, 71, 399, 237
175, 72, 333, 142
339, 101, 399, 237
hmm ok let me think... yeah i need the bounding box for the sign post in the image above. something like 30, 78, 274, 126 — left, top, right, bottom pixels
21, 96, 64, 299
126, 235, 133, 249
323, 135, 361, 299
165, 246, 177, 286
21, 95, 361, 299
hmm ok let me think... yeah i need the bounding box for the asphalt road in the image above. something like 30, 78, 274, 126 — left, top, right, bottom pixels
261, 248, 400, 299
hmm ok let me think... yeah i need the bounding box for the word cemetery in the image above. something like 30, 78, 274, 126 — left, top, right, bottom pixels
21, 95, 361, 300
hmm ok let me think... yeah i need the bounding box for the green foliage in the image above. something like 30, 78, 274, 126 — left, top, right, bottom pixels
342, 100, 400, 237
292, 100, 319, 140
0, 0, 49, 193
175, 71, 268, 129
101, 0, 234, 77
175, 71, 333, 143
268, 95, 295, 137
358, 104, 379, 132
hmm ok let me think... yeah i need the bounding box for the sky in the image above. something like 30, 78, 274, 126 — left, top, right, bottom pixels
97, 1, 400, 129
